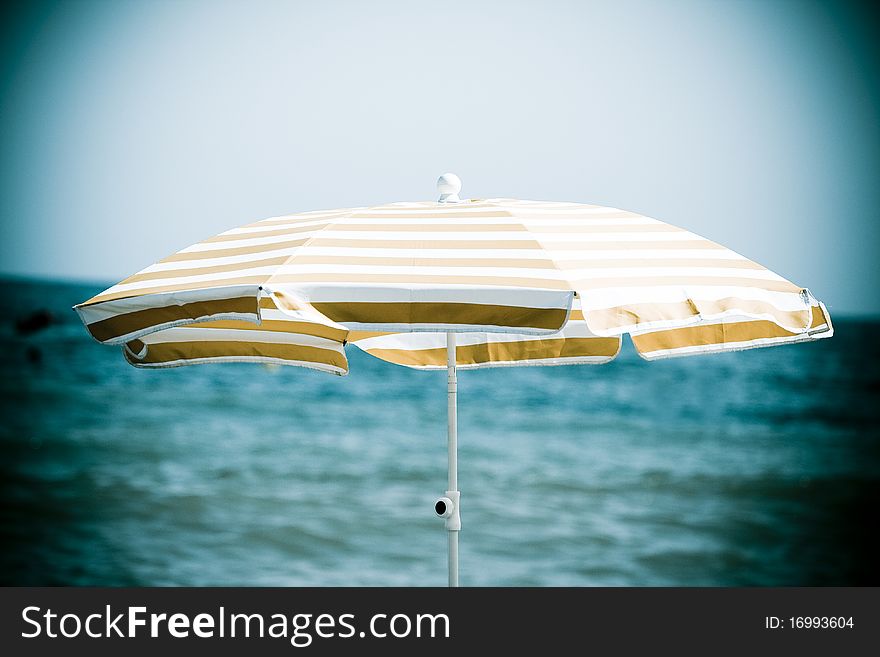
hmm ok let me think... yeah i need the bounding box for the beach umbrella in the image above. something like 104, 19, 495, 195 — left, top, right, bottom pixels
74, 173, 833, 586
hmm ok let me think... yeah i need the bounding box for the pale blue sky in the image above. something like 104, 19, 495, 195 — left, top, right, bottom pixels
1, 0, 877, 314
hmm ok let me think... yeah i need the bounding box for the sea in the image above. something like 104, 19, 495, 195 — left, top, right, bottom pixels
1, 277, 878, 586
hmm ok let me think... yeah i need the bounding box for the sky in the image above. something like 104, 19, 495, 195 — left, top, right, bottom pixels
0, 0, 877, 315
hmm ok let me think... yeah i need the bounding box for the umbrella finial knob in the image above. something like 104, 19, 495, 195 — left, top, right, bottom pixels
437, 173, 462, 203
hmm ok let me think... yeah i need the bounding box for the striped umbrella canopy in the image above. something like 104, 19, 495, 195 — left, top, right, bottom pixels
75, 174, 832, 585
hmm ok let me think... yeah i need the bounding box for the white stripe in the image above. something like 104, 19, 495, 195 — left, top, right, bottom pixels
350, 206, 512, 216
550, 249, 746, 261
258, 308, 340, 323
220, 217, 338, 235
294, 246, 556, 259
517, 209, 639, 217
181, 232, 320, 252
578, 285, 809, 311
310, 231, 542, 241
460, 355, 615, 368
563, 267, 785, 280
376, 355, 616, 370
129, 355, 347, 374
273, 264, 565, 278
290, 284, 574, 308
142, 327, 341, 349
328, 216, 657, 226
101, 267, 279, 294
254, 208, 365, 223
454, 355, 614, 369
537, 231, 700, 243
74, 285, 261, 324
336, 215, 517, 225
304, 230, 695, 242
143, 248, 297, 272
340, 322, 565, 334
505, 200, 594, 209
289, 247, 744, 260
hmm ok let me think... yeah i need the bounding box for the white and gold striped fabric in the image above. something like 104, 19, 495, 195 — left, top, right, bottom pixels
349, 298, 621, 369
75, 198, 832, 372
120, 291, 349, 374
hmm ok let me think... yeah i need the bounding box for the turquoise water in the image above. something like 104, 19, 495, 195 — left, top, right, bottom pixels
1, 277, 878, 586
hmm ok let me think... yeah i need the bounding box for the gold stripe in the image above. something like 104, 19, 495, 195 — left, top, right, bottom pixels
132, 341, 348, 370
202, 224, 326, 243
179, 319, 348, 342
587, 297, 810, 333
312, 301, 569, 330
120, 256, 289, 285
283, 255, 560, 269
347, 330, 392, 341
363, 337, 620, 368
324, 223, 528, 232
556, 258, 765, 270
160, 238, 310, 263
305, 238, 543, 250
810, 304, 829, 329
86, 296, 258, 342
126, 338, 145, 353
84, 277, 269, 306
632, 307, 827, 354
632, 319, 801, 353
574, 276, 801, 293
268, 273, 569, 289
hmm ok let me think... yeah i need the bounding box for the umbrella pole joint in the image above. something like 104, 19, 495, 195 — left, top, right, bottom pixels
436, 490, 461, 531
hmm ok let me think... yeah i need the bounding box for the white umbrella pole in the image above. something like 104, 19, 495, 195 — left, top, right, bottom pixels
436, 176, 462, 587
445, 332, 461, 586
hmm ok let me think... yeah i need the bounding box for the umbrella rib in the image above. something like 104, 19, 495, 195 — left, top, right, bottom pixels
264, 206, 360, 289
507, 202, 576, 290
